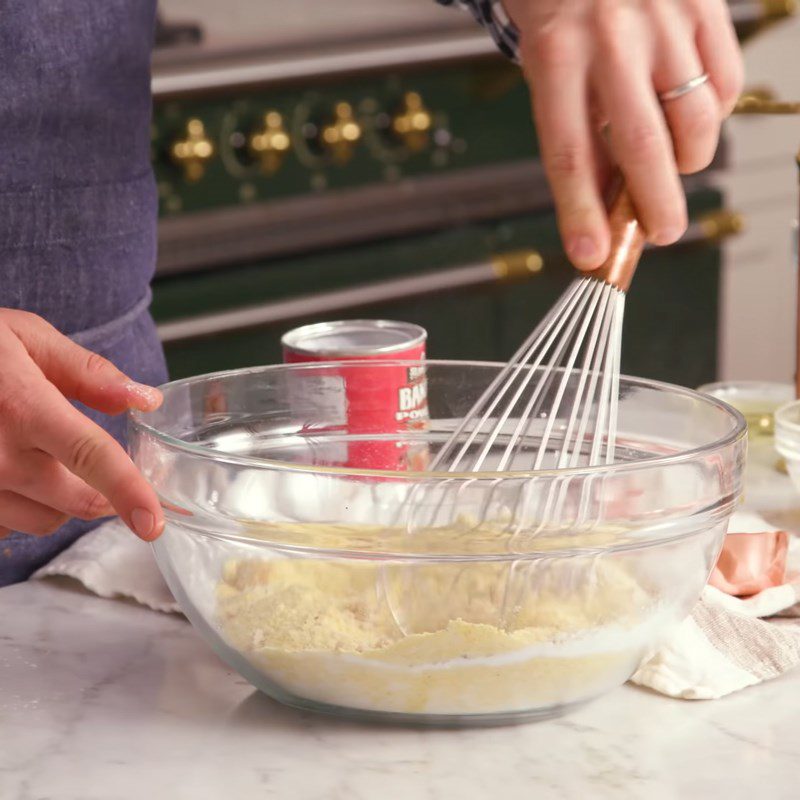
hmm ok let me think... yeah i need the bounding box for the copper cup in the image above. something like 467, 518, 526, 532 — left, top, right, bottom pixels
710, 530, 789, 596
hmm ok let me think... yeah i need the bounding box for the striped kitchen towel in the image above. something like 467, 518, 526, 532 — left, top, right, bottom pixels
631, 518, 800, 699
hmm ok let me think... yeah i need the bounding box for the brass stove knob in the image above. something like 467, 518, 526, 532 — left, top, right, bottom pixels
392, 92, 432, 152
170, 119, 215, 182
697, 209, 746, 241
761, 0, 797, 20
320, 102, 362, 164
248, 111, 291, 174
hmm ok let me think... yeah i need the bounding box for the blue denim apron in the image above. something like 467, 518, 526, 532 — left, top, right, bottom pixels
0, 1, 167, 585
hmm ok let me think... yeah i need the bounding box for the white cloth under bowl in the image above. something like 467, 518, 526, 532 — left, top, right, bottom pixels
32, 512, 800, 701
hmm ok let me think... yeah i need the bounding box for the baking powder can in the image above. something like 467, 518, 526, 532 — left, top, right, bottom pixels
282, 320, 429, 470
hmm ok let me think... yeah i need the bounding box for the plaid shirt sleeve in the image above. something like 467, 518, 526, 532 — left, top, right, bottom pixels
436, 0, 521, 63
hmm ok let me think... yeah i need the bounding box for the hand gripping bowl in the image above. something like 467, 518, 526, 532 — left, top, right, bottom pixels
129, 361, 746, 726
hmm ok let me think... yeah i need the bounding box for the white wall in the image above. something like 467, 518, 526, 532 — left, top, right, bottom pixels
717, 15, 800, 383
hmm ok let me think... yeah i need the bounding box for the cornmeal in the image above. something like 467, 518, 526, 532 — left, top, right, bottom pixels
215, 524, 658, 717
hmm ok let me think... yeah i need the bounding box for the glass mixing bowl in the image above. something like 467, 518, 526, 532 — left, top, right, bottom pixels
130, 361, 746, 726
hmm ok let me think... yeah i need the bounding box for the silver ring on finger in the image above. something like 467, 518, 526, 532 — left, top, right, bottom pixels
658, 73, 710, 103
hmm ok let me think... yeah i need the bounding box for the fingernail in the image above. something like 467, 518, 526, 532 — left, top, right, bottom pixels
125, 382, 162, 411
654, 227, 684, 246
130, 507, 155, 539
567, 235, 599, 263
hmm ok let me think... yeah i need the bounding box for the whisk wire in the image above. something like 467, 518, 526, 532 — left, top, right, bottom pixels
405, 185, 642, 538
528, 284, 619, 530
575, 288, 625, 527
448, 280, 590, 474
414, 282, 592, 530
426, 281, 584, 474
529, 280, 606, 473
606, 291, 625, 465
525, 281, 617, 532
494, 280, 600, 473
409, 277, 630, 534
469, 279, 594, 473
556, 285, 614, 469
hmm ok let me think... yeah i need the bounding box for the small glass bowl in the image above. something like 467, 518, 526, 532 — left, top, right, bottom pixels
698, 381, 797, 516
775, 400, 800, 497
697, 381, 794, 439
700, 382, 795, 514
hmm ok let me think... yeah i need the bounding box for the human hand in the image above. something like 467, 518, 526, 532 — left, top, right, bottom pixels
0, 309, 164, 540
504, 0, 744, 268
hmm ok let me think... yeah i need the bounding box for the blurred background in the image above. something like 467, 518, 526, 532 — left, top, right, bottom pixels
149, 0, 800, 387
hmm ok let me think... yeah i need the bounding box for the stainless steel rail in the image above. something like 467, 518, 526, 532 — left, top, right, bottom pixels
157, 210, 743, 344
152, 33, 498, 97
151, 2, 795, 96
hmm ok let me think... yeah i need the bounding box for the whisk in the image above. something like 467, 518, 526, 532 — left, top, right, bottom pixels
406, 184, 646, 531
382, 185, 646, 637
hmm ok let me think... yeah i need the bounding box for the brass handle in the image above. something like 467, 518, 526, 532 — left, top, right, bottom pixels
170, 119, 215, 182
320, 102, 362, 164
734, 87, 800, 114
491, 211, 740, 287
490, 250, 544, 280
734, 0, 798, 42
391, 92, 433, 152
248, 111, 291, 175
760, 0, 797, 19
696, 210, 746, 241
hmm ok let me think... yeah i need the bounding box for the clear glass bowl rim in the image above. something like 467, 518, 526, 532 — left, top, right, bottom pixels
775, 399, 800, 456
776, 399, 800, 426
698, 380, 794, 402
129, 359, 747, 481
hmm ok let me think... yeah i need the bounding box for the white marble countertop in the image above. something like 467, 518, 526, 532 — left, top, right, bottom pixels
2, 578, 800, 799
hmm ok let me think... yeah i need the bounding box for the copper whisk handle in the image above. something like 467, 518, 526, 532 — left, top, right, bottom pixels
593, 185, 646, 293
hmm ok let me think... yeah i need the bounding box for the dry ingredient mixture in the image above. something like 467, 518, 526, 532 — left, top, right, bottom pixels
215, 522, 659, 717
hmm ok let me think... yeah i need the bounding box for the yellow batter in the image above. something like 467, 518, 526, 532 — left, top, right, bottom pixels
215, 523, 657, 716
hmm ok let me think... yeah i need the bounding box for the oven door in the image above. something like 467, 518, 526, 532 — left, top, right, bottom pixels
151, 187, 739, 387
